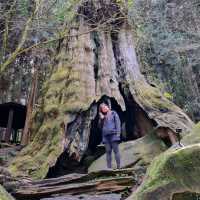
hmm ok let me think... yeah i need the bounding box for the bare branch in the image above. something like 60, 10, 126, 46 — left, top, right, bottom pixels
0, 0, 43, 73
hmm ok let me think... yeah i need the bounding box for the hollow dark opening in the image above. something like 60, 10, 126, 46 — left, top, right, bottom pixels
88, 92, 156, 153
46, 93, 157, 178
46, 150, 86, 178
0, 102, 27, 143
119, 83, 157, 140
88, 95, 124, 151
156, 127, 178, 147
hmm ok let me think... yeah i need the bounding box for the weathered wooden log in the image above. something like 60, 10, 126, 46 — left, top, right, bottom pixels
14, 177, 133, 198
12, 169, 136, 200
26, 173, 86, 187
40, 194, 121, 200
14, 168, 135, 188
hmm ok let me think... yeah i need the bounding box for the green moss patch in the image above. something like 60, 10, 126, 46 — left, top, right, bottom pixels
9, 64, 92, 180
135, 81, 174, 111
130, 143, 200, 200
182, 122, 200, 146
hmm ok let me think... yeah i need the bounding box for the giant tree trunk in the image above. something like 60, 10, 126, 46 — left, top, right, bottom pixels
9, 0, 194, 180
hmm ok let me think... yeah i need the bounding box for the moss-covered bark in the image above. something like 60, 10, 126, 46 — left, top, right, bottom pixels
127, 123, 200, 200
9, 64, 92, 179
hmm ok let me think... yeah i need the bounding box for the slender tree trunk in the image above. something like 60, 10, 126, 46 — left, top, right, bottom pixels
21, 68, 38, 146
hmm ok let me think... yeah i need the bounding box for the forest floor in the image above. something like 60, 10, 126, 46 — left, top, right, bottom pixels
0, 143, 145, 200
0, 143, 21, 167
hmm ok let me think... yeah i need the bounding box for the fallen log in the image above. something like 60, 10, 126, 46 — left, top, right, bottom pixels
26, 173, 86, 187
14, 177, 133, 200
40, 194, 121, 200
17, 168, 135, 189
12, 169, 137, 200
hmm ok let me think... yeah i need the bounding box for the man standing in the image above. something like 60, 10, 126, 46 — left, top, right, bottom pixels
99, 103, 121, 169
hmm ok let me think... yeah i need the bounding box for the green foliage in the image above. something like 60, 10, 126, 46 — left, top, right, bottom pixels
116, 0, 134, 7
128, 0, 200, 121
51, 0, 80, 23
164, 92, 173, 100
18, 0, 29, 16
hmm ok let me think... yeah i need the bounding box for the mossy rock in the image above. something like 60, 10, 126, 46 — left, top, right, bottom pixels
128, 141, 200, 200
89, 133, 167, 172
182, 122, 200, 146
0, 185, 15, 200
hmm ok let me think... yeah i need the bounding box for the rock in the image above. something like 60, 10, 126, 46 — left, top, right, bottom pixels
127, 142, 200, 200
89, 133, 167, 172
0, 185, 15, 200
181, 122, 200, 146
